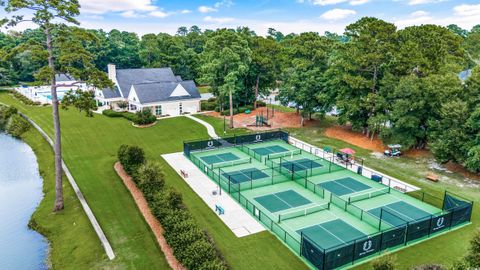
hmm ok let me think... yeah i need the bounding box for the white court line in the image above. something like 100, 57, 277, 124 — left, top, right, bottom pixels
317, 223, 347, 244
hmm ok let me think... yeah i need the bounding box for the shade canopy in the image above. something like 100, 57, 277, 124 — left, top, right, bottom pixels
339, 148, 356, 155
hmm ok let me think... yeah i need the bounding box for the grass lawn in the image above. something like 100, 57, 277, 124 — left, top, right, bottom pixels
285, 124, 479, 269
270, 104, 297, 113
21, 126, 110, 269
193, 113, 250, 136
197, 85, 212, 94
0, 91, 308, 270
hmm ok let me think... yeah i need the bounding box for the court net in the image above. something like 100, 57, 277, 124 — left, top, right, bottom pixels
267, 149, 302, 160
347, 187, 390, 204
211, 157, 252, 169
278, 202, 330, 222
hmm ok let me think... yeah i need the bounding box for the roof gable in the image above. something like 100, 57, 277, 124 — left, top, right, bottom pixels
170, 84, 190, 97
115, 68, 177, 97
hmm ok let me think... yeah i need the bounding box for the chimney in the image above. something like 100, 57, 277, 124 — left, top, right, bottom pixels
107, 64, 116, 81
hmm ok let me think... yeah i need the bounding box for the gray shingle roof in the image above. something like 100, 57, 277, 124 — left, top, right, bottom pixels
101, 86, 122, 99
115, 68, 177, 97
175, 75, 182, 82
132, 80, 200, 104
55, 73, 76, 82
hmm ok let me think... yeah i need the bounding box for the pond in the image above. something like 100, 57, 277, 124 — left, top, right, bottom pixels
0, 132, 48, 269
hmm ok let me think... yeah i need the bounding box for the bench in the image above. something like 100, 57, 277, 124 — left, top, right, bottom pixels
426, 172, 439, 182
180, 169, 188, 178
215, 204, 225, 215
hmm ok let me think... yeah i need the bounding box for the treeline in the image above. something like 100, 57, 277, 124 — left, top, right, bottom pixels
0, 17, 479, 172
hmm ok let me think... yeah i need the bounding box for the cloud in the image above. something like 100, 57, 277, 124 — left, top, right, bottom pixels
180, 10, 192, 14
408, 0, 445, 5
121, 11, 142, 18
204, 16, 235, 24
214, 0, 234, 8
79, 0, 156, 14
453, 4, 480, 17
198, 6, 218, 13
411, 10, 429, 17
149, 11, 171, 18
301, 0, 369, 5
320, 9, 356, 20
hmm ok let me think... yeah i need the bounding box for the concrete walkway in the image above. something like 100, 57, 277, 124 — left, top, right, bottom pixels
185, 114, 218, 138
162, 152, 265, 237
20, 113, 116, 260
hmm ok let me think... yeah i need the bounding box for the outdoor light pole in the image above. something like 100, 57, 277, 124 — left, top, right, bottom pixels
223, 115, 226, 134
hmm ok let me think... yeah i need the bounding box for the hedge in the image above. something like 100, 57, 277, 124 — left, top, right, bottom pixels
118, 145, 228, 270
102, 109, 156, 126
11, 91, 41, 106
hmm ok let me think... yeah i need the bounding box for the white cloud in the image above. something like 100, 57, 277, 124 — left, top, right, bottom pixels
408, 0, 445, 5
411, 10, 429, 17
79, 0, 156, 14
204, 16, 235, 24
198, 6, 218, 13
149, 11, 171, 18
320, 9, 356, 20
180, 9, 192, 14
121, 11, 142, 18
302, 0, 369, 5
453, 4, 480, 17
214, 0, 234, 8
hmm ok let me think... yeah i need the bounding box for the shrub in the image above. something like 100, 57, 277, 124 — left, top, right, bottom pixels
6, 114, 30, 137
166, 188, 183, 209
135, 161, 165, 200
102, 109, 123, 117
134, 108, 156, 125
411, 264, 445, 270
372, 253, 396, 270
117, 145, 145, 175
11, 91, 40, 106
117, 101, 128, 110
256, 100, 266, 107
201, 100, 216, 111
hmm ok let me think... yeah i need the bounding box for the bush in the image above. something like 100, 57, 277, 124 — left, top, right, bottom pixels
372, 253, 396, 270
135, 161, 165, 201
6, 114, 30, 137
411, 264, 445, 270
134, 108, 156, 125
256, 100, 266, 107
201, 100, 216, 111
102, 109, 123, 117
117, 145, 145, 175
11, 91, 41, 106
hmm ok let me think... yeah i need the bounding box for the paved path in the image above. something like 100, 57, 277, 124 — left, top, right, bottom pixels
162, 152, 265, 237
19, 113, 116, 260
185, 114, 218, 138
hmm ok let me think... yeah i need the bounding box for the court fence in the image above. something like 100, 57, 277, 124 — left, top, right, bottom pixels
183, 129, 289, 157
301, 191, 473, 270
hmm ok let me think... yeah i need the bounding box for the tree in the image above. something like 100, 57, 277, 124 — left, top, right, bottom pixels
447, 24, 468, 38
62, 89, 98, 117
279, 32, 334, 125
327, 17, 397, 137
200, 29, 252, 128
1, 1, 112, 211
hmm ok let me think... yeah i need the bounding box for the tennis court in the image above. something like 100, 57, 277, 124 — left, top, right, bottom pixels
368, 201, 433, 227
222, 167, 270, 184
255, 189, 312, 212
318, 177, 371, 196
299, 219, 366, 250
281, 158, 323, 172
200, 152, 239, 165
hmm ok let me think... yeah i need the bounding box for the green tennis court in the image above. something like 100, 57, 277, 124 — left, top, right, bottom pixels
222, 168, 270, 184
200, 152, 239, 164
252, 145, 289, 155
255, 190, 312, 213
368, 201, 432, 227
281, 158, 323, 172
298, 219, 366, 249
318, 177, 371, 196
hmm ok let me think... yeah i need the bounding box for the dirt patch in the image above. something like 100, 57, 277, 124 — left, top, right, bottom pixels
444, 161, 480, 181
324, 125, 386, 152
132, 121, 157, 128
114, 162, 185, 270
403, 148, 431, 158
205, 107, 318, 130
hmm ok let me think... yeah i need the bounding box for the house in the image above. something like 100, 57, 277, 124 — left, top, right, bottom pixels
16, 74, 91, 104
96, 64, 201, 117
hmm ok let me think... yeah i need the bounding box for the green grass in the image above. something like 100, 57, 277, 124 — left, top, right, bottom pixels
0, 91, 308, 270
270, 104, 297, 113
193, 114, 250, 136
21, 127, 110, 269
197, 85, 212, 94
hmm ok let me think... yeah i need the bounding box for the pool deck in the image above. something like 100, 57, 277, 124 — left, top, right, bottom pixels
162, 152, 265, 237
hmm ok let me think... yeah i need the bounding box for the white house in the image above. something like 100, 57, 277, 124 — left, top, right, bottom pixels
96, 64, 201, 117
16, 74, 91, 104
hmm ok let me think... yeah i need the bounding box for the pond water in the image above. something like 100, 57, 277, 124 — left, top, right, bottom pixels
0, 133, 48, 270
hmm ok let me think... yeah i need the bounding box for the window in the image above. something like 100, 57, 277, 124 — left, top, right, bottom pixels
130, 104, 137, 111
155, 105, 162, 116
179, 102, 183, 114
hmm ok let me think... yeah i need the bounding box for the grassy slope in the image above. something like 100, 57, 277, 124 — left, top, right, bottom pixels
285, 121, 479, 269
1, 92, 308, 270
21, 126, 108, 269
193, 114, 250, 136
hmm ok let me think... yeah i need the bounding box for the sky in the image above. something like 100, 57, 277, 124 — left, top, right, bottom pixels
2, 0, 480, 36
